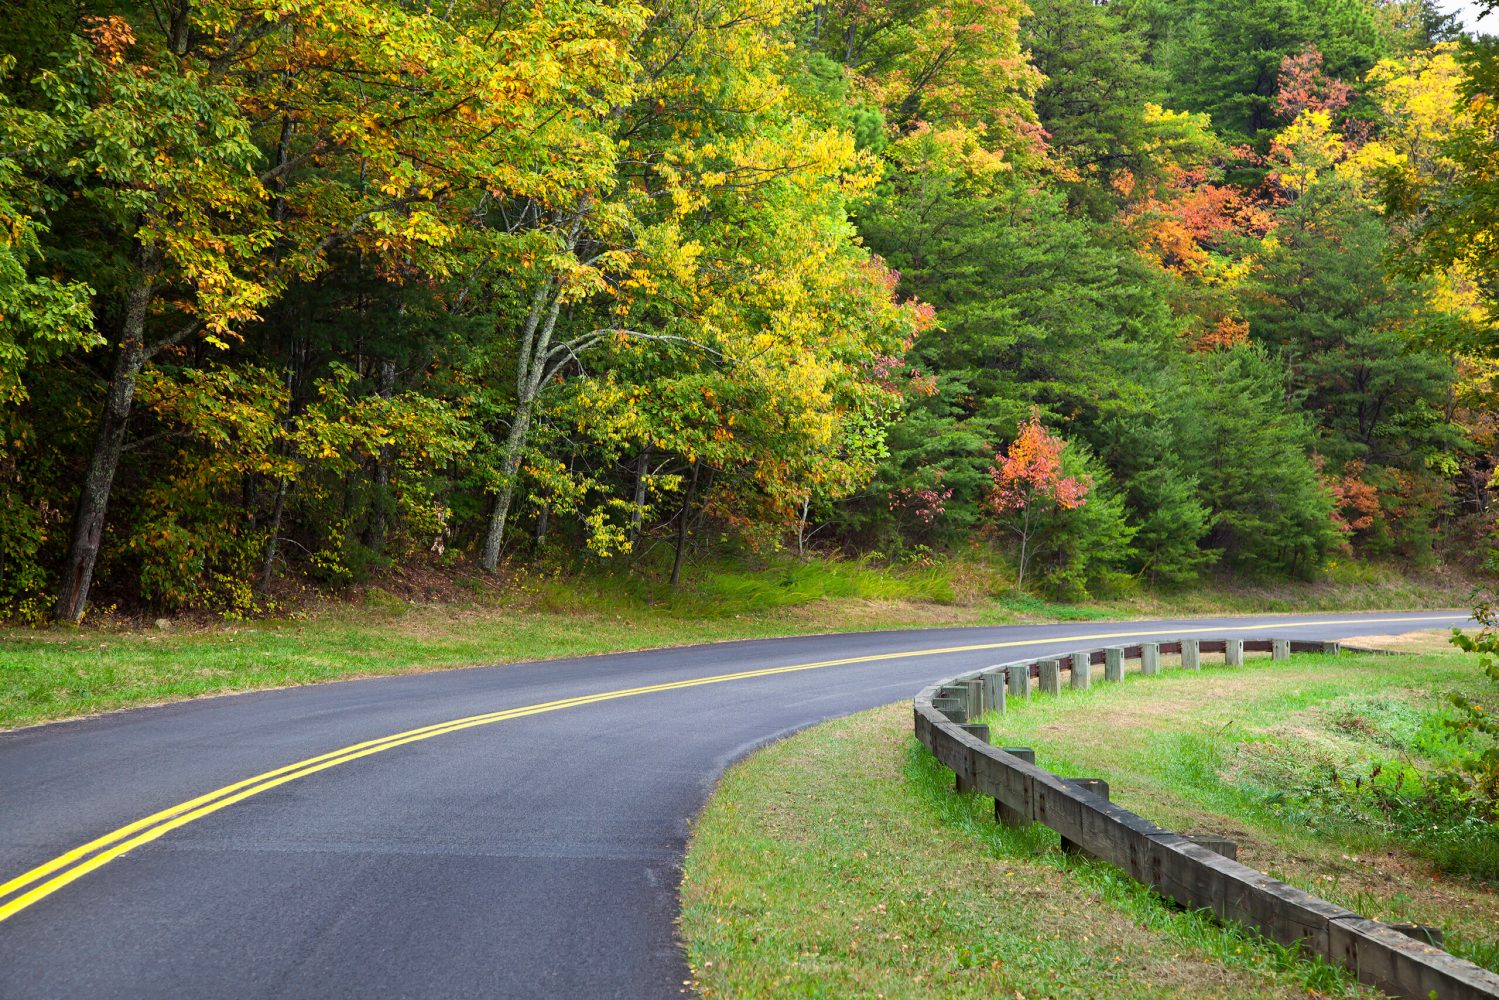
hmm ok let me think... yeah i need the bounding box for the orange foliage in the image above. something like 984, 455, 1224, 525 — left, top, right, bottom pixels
1124, 165, 1275, 278
1326, 459, 1381, 544
1275, 46, 1354, 120
988, 412, 1090, 515
1194, 315, 1251, 351
82, 16, 135, 67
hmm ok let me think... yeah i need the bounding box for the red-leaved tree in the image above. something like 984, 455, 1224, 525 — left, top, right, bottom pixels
988, 413, 1091, 587
1275, 45, 1353, 120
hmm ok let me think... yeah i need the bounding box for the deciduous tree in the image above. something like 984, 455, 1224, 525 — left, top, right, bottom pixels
987, 413, 1091, 587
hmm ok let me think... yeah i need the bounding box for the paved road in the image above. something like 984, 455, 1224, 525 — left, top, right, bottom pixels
0, 612, 1467, 998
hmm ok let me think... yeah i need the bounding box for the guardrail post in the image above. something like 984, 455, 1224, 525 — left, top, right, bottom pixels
1039, 658, 1061, 695
1321, 641, 1341, 655
1182, 834, 1238, 860
996, 747, 1034, 826
1060, 778, 1110, 854
1225, 639, 1244, 666
1388, 923, 1445, 948
1070, 651, 1091, 689
1007, 663, 1030, 701
982, 669, 1006, 715
1141, 642, 1161, 675
1272, 639, 1290, 661
955, 724, 989, 793
1182, 639, 1201, 671
966, 677, 986, 717
1104, 646, 1124, 682
1066, 778, 1109, 798
931, 696, 966, 723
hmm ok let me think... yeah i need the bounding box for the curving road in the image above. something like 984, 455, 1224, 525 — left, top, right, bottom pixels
0, 612, 1468, 999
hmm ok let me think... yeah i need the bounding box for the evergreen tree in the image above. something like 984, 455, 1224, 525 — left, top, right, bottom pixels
1152, 0, 1382, 140
851, 130, 1180, 546
1169, 346, 1339, 575
1024, 0, 1162, 214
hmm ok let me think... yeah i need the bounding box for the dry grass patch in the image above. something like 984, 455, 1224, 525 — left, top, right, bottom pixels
1341, 629, 1478, 654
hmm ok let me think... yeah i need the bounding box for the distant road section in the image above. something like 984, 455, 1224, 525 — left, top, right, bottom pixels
0, 612, 1467, 998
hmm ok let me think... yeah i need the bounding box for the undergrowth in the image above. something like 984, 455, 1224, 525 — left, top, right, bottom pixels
1223, 690, 1499, 883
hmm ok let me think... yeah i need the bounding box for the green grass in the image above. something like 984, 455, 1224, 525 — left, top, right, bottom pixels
0, 552, 1470, 732
0, 600, 834, 731
0, 558, 1073, 731
979, 651, 1499, 970
680, 704, 1375, 999
697, 558, 957, 609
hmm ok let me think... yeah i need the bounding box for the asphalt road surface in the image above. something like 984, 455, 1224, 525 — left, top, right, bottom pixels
0, 612, 1469, 999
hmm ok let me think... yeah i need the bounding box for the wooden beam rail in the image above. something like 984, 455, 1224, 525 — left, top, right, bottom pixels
913, 639, 1499, 999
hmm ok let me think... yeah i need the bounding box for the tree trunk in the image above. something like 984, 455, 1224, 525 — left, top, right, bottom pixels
480, 281, 561, 572
670, 462, 699, 589
796, 495, 812, 559
1015, 507, 1032, 589
630, 450, 649, 544
480, 403, 532, 572
55, 251, 159, 621
257, 349, 301, 596
364, 357, 396, 554
259, 476, 288, 595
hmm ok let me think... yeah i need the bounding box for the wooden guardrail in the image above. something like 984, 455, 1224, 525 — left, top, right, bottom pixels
913, 639, 1499, 1000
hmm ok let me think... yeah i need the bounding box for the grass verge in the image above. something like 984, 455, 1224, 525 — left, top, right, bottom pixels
981, 650, 1499, 970
680, 704, 1375, 999
0, 554, 1470, 732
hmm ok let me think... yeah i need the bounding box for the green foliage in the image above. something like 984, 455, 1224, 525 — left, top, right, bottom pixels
853, 159, 1183, 548
1023, 0, 1167, 214
1028, 445, 1137, 600
1443, 597, 1499, 821
1169, 346, 1339, 576
123, 361, 472, 606
0, 156, 98, 405
1249, 128, 1462, 476
1092, 409, 1218, 586
1149, 0, 1382, 140
0, 0, 1487, 616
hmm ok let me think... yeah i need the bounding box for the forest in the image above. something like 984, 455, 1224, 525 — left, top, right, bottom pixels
1, 0, 1497, 623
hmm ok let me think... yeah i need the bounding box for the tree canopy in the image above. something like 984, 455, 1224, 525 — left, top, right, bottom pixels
0, 0, 1494, 617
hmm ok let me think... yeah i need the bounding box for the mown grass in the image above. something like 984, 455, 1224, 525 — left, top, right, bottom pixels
981, 650, 1499, 970
681, 704, 1374, 999
0, 562, 1087, 732
0, 552, 1469, 732
523, 553, 1132, 623
0, 599, 846, 732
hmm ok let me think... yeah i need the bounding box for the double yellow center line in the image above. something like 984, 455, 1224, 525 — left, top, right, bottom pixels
0, 614, 1462, 924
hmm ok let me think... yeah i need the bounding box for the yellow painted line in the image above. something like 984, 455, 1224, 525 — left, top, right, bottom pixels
0, 613, 1464, 923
